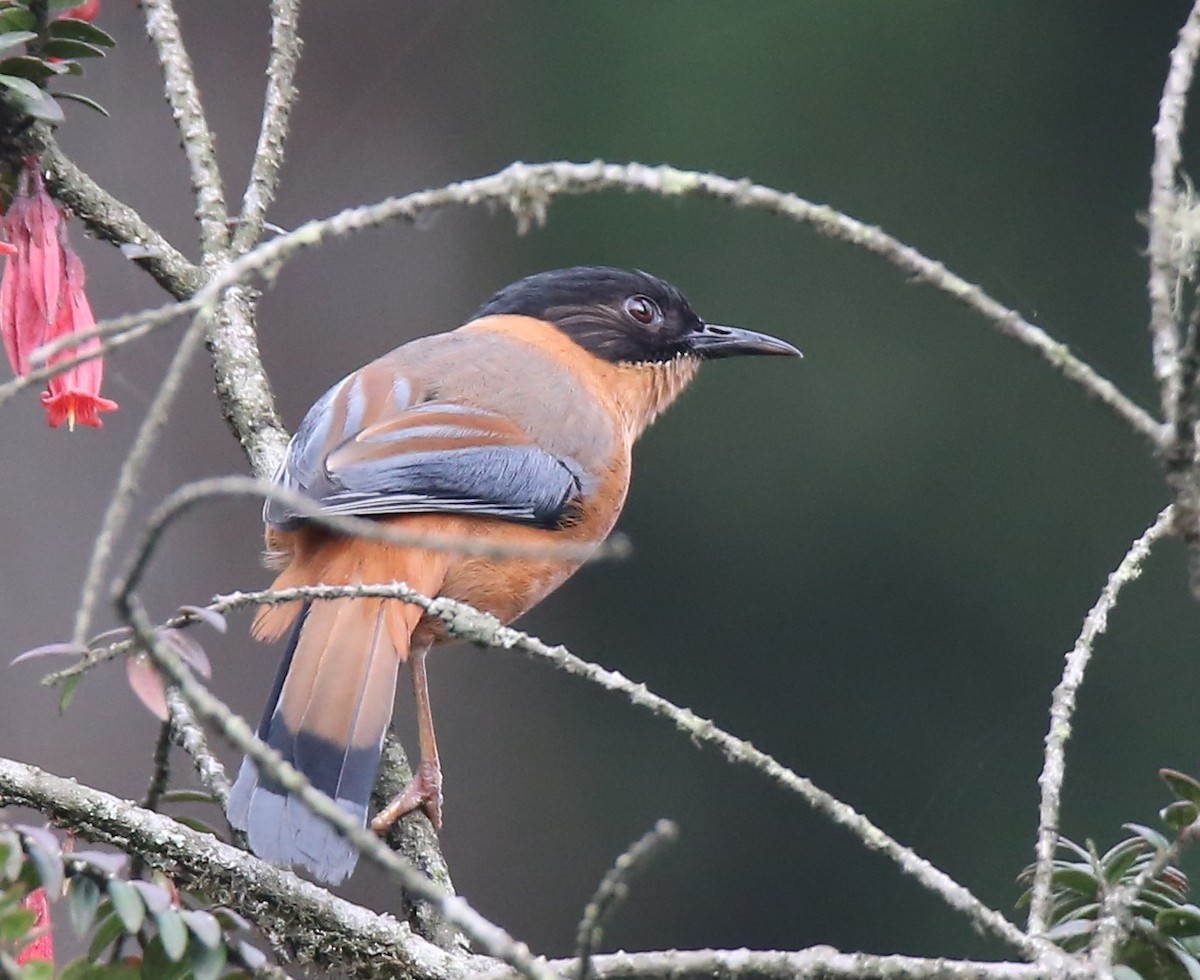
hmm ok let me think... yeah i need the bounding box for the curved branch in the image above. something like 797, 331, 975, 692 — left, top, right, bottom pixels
1028, 506, 1174, 936
35, 160, 1162, 447
0, 757, 457, 980
233, 0, 302, 254
1148, 0, 1200, 419
140, 0, 230, 256
37, 135, 203, 299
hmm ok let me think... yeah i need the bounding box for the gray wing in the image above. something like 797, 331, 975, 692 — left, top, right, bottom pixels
265, 359, 584, 530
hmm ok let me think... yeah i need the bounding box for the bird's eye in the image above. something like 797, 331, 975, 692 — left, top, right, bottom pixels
623, 295, 661, 325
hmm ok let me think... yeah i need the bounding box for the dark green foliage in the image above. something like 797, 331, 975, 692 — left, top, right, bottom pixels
1018, 827, 1200, 980
0, 821, 272, 978
0, 1, 115, 123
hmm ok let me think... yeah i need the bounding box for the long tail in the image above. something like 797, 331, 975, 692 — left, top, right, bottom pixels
227, 595, 407, 884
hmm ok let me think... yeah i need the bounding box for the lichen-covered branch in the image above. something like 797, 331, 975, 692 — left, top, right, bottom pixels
232, 0, 302, 254
1028, 506, 1174, 937
140, 0, 230, 256
37, 135, 203, 299
0, 757, 459, 980
31, 160, 1160, 449
1147, 0, 1200, 419
121, 578, 1047, 962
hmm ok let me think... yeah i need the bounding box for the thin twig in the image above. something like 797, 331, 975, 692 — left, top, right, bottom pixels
29, 161, 1161, 447
503, 948, 1094, 980
38, 135, 203, 299
1164, 303, 1200, 595
232, 0, 302, 254
0, 757, 463, 980
166, 688, 232, 807
1148, 0, 1200, 420
69, 315, 209, 649
117, 592, 554, 980
575, 819, 678, 980
141, 718, 173, 812
1090, 829, 1197, 971
1028, 506, 1175, 937
142, 580, 1048, 961
139, 0, 230, 256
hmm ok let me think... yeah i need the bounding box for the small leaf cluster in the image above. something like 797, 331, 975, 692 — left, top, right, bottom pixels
1019, 821, 1200, 980
0, 822, 271, 979
0, 0, 114, 124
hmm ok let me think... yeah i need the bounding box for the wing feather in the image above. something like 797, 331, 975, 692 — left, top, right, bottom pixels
265, 357, 583, 529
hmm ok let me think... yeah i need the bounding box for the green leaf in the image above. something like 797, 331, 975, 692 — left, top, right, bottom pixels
24, 848, 62, 899
106, 879, 143, 934
1050, 865, 1101, 896
1162, 769, 1200, 808
159, 790, 218, 806
85, 912, 125, 961
155, 908, 188, 962
67, 876, 100, 936
59, 674, 82, 712
170, 816, 220, 838
1165, 800, 1200, 832
188, 940, 226, 980
47, 19, 115, 47
38, 38, 106, 60
235, 940, 267, 970
53, 90, 106, 115
0, 56, 61, 84
0, 907, 35, 943
0, 10, 35, 33
0, 74, 64, 123
180, 909, 220, 949
1112, 968, 1145, 980
0, 32, 35, 57
0, 833, 21, 882
1159, 906, 1200, 937
16, 961, 54, 980
129, 881, 170, 915
140, 936, 191, 980
1126, 823, 1172, 852
1170, 948, 1200, 980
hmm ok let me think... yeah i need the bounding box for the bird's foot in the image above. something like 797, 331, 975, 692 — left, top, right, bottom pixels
371, 757, 443, 833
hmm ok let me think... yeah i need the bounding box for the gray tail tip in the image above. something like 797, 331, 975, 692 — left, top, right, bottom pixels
227, 758, 362, 885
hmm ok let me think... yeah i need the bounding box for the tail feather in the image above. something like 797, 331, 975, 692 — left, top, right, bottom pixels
227, 596, 402, 884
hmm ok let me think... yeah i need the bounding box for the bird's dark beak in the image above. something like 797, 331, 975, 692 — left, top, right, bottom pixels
688, 323, 803, 359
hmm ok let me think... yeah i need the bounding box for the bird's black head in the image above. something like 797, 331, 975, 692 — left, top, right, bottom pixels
473, 266, 800, 363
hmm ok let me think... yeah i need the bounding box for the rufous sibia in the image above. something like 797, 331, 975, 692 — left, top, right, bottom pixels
228, 266, 800, 883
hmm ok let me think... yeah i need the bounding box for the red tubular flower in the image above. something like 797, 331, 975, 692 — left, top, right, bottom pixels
0, 158, 117, 429
16, 887, 54, 966
59, 0, 101, 21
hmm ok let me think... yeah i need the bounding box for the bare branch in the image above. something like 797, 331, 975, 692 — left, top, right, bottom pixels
232, 0, 302, 254
0, 755, 1092, 980
575, 819, 678, 980
499, 949, 1094, 980
205, 282, 290, 476
70, 316, 209, 648
0, 756, 461, 980
134, 580, 1047, 961
140, 0, 230, 256
1028, 506, 1174, 937
38, 134, 203, 299
166, 688, 232, 807
116, 593, 555, 980
1147, 0, 1200, 419
25, 161, 1159, 447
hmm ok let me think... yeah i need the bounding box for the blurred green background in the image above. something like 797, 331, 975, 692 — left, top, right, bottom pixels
2, 0, 1199, 964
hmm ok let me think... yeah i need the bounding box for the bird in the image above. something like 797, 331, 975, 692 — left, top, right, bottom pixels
226, 266, 800, 883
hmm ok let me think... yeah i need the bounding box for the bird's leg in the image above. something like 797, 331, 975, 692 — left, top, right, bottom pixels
371, 644, 443, 833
